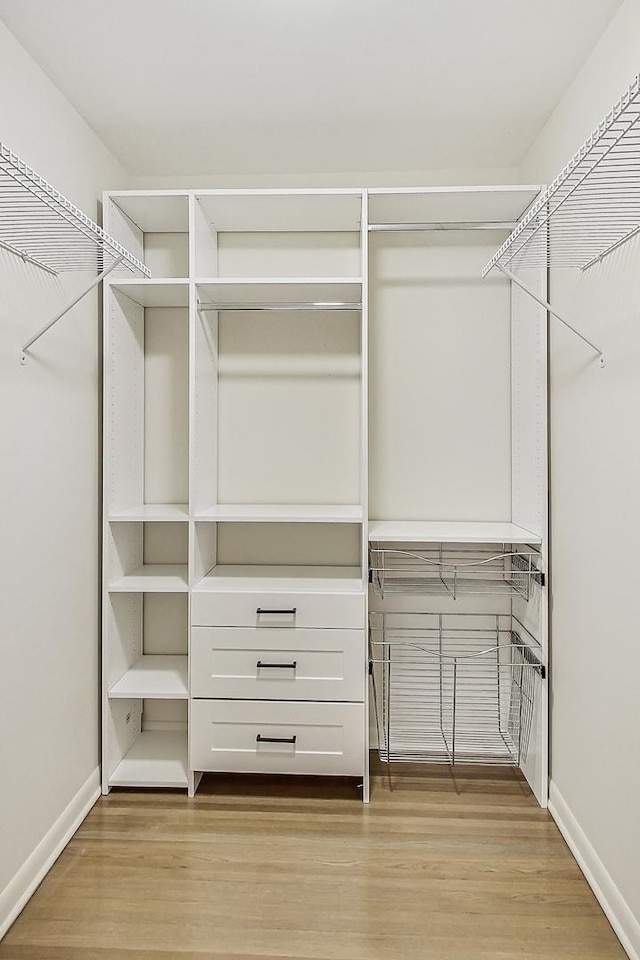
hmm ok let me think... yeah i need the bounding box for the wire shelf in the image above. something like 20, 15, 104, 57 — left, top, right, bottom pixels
0, 143, 149, 277
369, 543, 542, 601
369, 612, 544, 767
483, 73, 640, 274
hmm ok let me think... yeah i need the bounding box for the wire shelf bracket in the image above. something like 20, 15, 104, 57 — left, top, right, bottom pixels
0, 142, 149, 362
482, 74, 640, 369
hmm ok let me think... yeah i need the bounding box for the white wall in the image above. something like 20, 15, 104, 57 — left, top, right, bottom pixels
0, 20, 127, 936
520, 2, 640, 955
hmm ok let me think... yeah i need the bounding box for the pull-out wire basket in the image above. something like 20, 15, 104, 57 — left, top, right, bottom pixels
369, 542, 543, 600
369, 612, 545, 766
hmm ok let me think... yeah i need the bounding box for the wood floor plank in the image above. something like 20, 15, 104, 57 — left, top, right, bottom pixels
0, 764, 627, 960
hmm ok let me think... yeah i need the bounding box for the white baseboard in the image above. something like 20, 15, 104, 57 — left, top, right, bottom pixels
0, 767, 101, 941
549, 781, 640, 960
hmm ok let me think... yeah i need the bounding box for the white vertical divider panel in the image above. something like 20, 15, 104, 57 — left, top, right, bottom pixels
187, 194, 199, 796
510, 266, 549, 807
361, 190, 370, 802
102, 194, 145, 789
193, 195, 218, 278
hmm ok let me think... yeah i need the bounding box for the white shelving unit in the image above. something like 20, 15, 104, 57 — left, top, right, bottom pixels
102, 188, 368, 796
102, 185, 548, 804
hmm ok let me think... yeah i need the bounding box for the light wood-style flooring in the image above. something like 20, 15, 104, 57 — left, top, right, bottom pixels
0, 763, 627, 959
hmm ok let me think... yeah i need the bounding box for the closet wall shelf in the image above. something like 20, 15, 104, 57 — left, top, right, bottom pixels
108, 564, 189, 593
196, 504, 364, 523
368, 520, 542, 544
484, 74, 640, 275
483, 74, 640, 367
0, 143, 149, 362
109, 655, 188, 699
108, 504, 189, 522
196, 278, 362, 312
108, 279, 188, 307
193, 565, 363, 594
109, 730, 188, 789
369, 221, 518, 233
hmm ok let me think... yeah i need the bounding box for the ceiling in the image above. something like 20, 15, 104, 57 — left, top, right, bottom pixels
0, 0, 624, 177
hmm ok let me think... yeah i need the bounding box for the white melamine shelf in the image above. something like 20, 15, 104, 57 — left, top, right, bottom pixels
196, 504, 364, 523
368, 186, 541, 228
368, 521, 542, 544
109, 656, 188, 699
109, 730, 188, 789
196, 278, 362, 309
109, 504, 189, 522
194, 565, 363, 594
107, 279, 189, 307
109, 565, 189, 592
195, 190, 362, 232
107, 192, 190, 233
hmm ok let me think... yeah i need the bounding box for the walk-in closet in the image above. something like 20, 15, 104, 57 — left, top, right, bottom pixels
1, 3, 639, 958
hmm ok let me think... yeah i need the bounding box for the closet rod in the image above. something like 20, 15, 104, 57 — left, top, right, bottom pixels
197, 301, 362, 312
368, 221, 518, 232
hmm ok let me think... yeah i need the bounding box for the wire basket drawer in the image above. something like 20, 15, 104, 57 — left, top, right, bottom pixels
369, 613, 544, 767
369, 543, 542, 601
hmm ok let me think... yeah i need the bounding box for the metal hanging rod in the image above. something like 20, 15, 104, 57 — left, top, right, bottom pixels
369, 221, 518, 232
496, 264, 605, 367
197, 300, 362, 312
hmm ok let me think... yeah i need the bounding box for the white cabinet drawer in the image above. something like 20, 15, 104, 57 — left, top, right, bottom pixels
191, 627, 365, 701
191, 591, 365, 629
190, 699, 365, 776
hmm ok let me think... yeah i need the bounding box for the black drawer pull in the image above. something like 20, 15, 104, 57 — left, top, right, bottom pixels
256, 607, 297, 615
256, 734, 297, 745
256, 661, 297, 670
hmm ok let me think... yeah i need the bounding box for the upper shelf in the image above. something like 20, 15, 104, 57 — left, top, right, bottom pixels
108, 279, 189, 307
484, 74, 640, 275
195, 190, 362, 233
0, 143, 149, 278
368, 186, 541, 230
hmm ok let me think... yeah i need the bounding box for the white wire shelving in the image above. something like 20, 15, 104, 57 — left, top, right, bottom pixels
483, 74, 640, 277
0, 142, 149, 360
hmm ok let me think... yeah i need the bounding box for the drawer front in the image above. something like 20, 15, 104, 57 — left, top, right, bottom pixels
190, 699, 365, 776
191, 591, 365, 629
191, 627, 365, 701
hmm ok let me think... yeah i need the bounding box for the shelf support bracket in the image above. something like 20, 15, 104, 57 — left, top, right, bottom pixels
496, 264, 605, 367
20, 254, 124, 364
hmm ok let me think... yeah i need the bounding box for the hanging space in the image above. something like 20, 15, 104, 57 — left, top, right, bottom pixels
366, 186, 549, 805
